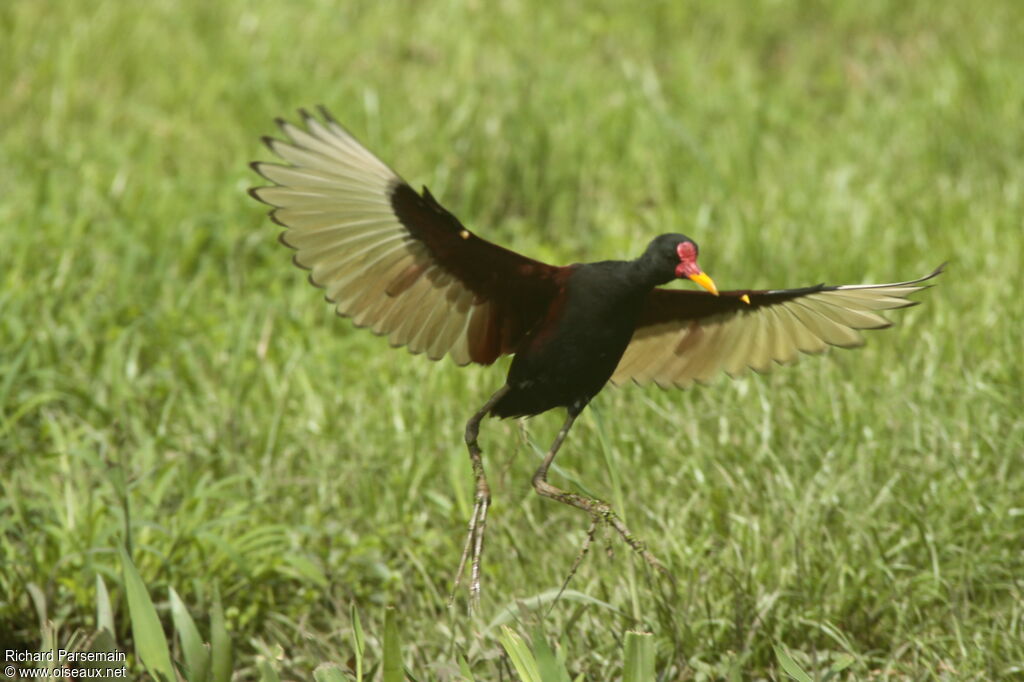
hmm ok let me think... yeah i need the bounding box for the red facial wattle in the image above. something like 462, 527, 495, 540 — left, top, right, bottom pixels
675, 241, 719, 295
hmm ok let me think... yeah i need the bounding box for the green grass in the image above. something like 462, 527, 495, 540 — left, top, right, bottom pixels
2, 0, 1023, 678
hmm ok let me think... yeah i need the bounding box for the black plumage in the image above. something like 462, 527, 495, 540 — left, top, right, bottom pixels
250, 109, 942, 604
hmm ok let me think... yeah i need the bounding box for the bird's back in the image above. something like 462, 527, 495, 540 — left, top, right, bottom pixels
491, 261, 649, 418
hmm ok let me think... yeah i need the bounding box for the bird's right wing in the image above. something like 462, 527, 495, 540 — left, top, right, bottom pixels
250, 108, 563, 365
612, 266, 944, 388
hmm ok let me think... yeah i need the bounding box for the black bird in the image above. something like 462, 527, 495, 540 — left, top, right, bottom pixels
249, 108, 942, 602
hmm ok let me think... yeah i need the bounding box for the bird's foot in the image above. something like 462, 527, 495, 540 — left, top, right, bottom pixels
548, 515, 600, 613
449, 488, 490, 610
597, 505, 673, 581
534, 479, 675, 584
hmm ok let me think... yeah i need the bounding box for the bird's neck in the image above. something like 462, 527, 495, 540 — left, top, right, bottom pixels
629, 258, 674, 291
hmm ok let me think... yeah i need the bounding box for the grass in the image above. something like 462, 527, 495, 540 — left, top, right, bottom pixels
2, 0, 1023, 678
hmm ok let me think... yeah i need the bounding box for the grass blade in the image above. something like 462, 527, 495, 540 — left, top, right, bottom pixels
81, 602, 120, 679
499, 626, 541, 682
313, 663, 349, 682
529, 626, 571, 682
350, 604, 365, 681
623, 631, 654, 682
26, 582, 47, 633
209, 587, 233, 682
822, 653, 857, 681
259, 659, 282, 682
457, 655, 475, 681
169, 586, 211, 682
118, 546, 176, 682
382, 607, 402, 682
774, 645, 813, 682
486, 588, 621, 633
95, 574, 115, 634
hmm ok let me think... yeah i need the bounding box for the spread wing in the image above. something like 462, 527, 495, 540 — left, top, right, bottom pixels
612, 265, 944, 388
250, 108, 562, 365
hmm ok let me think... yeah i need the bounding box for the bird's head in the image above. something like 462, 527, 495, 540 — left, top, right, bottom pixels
643, 234, 719, 295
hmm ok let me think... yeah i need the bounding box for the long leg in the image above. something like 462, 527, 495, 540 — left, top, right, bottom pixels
450, 384, 510, 608
532, 409, 672, 579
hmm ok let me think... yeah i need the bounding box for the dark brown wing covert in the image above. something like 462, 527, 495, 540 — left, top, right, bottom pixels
250, 109, 562, 365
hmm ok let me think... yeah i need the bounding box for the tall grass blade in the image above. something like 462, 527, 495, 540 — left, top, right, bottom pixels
95, 574, 115, 634
623, 631, 655, 682
118, 546, 176, 682
498, 626, 541, 682
774, 645, 813, 682
350, 604, 365, 681
170, 586, 211, 682
457, 655, 476, 681
382, 607, 402, 682
529, 626, 572, 682
486, 588, 621, 633
26, 582, 47, 632
209, 587, 233, 682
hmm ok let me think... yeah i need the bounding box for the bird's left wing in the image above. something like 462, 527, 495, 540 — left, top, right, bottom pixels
611, 266, 944, 388
250, 109, 562, 365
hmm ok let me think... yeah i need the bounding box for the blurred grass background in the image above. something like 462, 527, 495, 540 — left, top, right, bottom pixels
2, 0, 1022, 678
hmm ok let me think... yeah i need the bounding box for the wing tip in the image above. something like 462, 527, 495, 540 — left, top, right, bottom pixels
248, 186, 271, 204
317, 104, 339, 123
278, 230, 297, 250
830, 336, 869, 350
260, 134, 279, 152
902, 262, 946, 287
268, 209, 289, 228
304, 272, 325, 290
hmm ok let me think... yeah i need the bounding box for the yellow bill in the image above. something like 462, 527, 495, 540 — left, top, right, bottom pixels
687, 271, 719, 296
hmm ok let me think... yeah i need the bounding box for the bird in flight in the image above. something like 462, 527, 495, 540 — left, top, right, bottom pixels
249, 108, 942, 605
